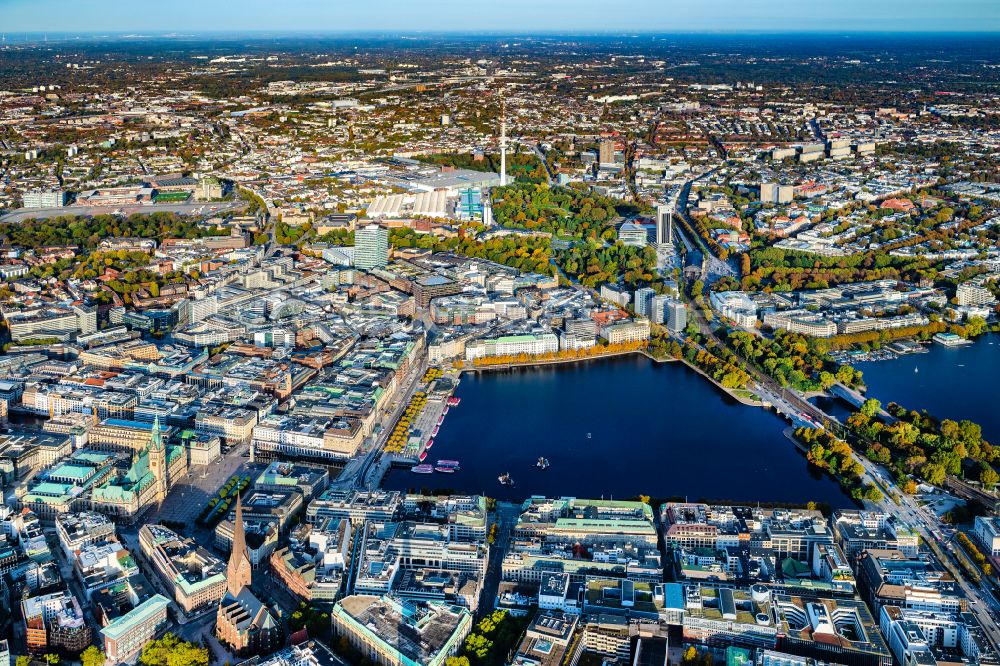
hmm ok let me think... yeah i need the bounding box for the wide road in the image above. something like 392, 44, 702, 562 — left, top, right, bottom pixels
870, 466, 1000, 649
0, 200, 242, 223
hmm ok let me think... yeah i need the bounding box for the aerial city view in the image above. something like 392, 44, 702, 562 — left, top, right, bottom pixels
1, 1, 1000, 666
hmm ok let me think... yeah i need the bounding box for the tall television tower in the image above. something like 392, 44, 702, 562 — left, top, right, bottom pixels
499, 93, 507, 187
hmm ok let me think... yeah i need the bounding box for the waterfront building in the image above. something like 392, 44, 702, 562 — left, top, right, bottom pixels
560, 317, 597, 351
957, 282, 997, 307
100, 594, 170, 663
763, 310, 838, 337
354, 225, 389, 271
139, 523, 227, 613
332, 595, 472, 666
601, 319, 650, 345
216, 495, 283, 657
464, 333, 559, 361
516, 498, 658, 548
662, 504, 834, 562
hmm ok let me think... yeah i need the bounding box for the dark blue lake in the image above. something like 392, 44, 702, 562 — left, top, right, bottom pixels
383, 354, 855, 507
854, 335, 999, 443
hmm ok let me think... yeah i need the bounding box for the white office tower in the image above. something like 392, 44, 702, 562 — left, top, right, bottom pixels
633, 288, 655, 317
353, 225, 389, 271
650, 295, 670, 325
656, 204, 674, 246
666, 301, 688, 333
499, 97, 507, 187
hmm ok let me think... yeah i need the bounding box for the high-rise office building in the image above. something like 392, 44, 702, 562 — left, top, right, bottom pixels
650, 295, 670, 325
353, 225, 389, 271
656, 205, 674, 246
633, 288, 655, 317
599, 139, 616, 165
666, 301, 688, 333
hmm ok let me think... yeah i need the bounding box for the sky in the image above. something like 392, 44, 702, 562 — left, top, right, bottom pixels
0, 0, 998, 34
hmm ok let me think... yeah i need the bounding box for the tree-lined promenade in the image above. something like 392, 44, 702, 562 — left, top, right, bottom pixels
455, 340, 648, 371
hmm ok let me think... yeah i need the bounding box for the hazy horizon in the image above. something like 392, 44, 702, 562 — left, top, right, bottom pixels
2, 0, 998, 35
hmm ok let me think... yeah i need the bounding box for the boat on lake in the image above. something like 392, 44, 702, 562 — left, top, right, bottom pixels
536, 457, 550, 469
435, 466, 457, 473
499, 472, 515, 486
412, 464, 433, 474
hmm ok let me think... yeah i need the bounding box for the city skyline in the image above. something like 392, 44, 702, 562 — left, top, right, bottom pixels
1, 12, 1000, 666
1, 0, 999, 34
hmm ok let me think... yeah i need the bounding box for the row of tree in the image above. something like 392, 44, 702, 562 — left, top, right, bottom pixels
726, 329, 863, 392
1, 212, 230, 250
795, 426, 884, 502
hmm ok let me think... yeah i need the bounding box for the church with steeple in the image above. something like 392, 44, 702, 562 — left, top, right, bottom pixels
215, 494, 283, 657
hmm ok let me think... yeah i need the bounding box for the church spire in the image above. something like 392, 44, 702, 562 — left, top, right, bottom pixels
226, 493, 253, 597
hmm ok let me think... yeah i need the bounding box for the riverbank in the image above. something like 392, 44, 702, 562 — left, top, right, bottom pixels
459, 347, 765, 408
